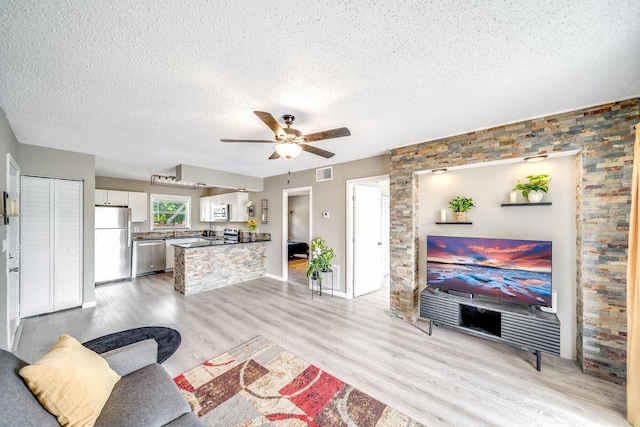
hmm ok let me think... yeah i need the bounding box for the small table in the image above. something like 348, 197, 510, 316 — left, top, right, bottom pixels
311, 269, 334, 299
83, 326, 181, 364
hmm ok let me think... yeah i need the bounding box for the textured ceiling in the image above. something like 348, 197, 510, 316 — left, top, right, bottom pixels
1, 1, 639, 181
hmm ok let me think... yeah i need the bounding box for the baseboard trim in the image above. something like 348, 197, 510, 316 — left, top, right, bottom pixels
82, 301, 97, 309
265, 273, 284, 281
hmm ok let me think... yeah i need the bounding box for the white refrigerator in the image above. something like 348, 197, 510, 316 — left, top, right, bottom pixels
95, 207, 131, 283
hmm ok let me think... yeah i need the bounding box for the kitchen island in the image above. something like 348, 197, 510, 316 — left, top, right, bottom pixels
172, 238, 270, 295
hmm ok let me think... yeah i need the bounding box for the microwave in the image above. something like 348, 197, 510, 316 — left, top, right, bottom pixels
213, 204, 229, 221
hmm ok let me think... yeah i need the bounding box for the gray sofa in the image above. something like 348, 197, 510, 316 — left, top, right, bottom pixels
0, 339, 204, 427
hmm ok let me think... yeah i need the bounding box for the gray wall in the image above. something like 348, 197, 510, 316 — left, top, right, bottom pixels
419, 155, 576, 358
288, 195, 309, 243
0, 108, 19, 350
18, 144, 96, 306
95, 176, 211, 232
250, 154, 389, 292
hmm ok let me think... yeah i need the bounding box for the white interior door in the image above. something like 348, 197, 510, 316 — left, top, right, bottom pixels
21, 176, 82, 317
20, 176, 53, 317
381, 195, 390, 276
353, 185, 383, 297
6, 154, 20, 349
53, 179, 82, 311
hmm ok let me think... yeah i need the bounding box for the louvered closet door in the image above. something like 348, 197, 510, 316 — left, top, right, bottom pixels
53, 179, 82, 311
21, 176, 54, 317
20, 176, 82, 317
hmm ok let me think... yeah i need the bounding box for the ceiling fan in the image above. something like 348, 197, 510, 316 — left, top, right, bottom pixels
221, 111, 351, 159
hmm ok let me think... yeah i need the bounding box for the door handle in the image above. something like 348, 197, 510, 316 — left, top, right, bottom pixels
377, 242, 382, 245
9, 267, 19, 273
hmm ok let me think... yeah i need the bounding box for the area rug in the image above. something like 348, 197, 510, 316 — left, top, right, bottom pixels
82, 326, 181, 364
288, 258, 309, 273
174, 336, 423, 426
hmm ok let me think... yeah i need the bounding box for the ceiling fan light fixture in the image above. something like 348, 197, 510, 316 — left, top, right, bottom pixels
275, 142, 303, 159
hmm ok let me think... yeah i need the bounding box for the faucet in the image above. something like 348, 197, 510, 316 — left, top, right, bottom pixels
173, 222, 177, 238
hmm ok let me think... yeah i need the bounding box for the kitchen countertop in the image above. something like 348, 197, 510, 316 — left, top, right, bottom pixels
170, 237, 271, 248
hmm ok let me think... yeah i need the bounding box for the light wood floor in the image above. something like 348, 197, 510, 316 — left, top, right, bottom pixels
15, 271, 627, 426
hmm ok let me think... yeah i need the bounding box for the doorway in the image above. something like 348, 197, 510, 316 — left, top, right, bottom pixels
6, 153, 20, 350
346, 175, 390, 298
281, 186, 312, 283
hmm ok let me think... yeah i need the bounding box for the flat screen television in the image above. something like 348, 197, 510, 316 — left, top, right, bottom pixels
426, 235, 552, 306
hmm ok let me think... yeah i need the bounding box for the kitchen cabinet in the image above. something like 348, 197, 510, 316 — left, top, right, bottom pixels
95, 189, 129, 206
199, 195, 216, 222
217, 193, 232, 206
229, 192, 249, 222
199, 192, 249, 222
21, 176, 83, 317
128, 191, 148, 222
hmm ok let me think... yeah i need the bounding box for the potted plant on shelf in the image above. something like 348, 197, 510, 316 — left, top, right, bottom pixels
448, 196, 475, 222
514, 174, 551, 203
306, 237, 335, 285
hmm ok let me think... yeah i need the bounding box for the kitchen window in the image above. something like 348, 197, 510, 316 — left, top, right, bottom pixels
151, 194, 191, 230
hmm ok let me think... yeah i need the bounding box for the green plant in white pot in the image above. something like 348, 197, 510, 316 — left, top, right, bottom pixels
448, 196, 475, 222
514, 174, 551, 203
306, 237, 335, 285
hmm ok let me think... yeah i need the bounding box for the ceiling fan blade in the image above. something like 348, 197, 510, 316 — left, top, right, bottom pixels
220, 139, 275, 143
269, 151, 281, 160
254, 111, 287, 138
303, 127, 351, 143
302, 144, 335, 158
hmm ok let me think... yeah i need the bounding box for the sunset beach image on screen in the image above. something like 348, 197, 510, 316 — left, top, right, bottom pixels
426, 235, 552, 306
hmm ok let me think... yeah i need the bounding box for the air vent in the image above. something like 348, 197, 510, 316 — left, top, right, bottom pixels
316, 166, 333, 182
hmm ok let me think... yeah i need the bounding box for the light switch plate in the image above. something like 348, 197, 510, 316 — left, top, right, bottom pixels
322, 211, 330, 219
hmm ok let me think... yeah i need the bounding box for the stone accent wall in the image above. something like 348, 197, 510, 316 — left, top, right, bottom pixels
389, 98, 639, 383
174, 242, 267, 295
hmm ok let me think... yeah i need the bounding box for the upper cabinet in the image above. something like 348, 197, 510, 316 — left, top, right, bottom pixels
199, 192, 249, 222
95, 189, 128, 206
199, 195, 216, 222
230, 192, 249, 222
95, 189, 148, 222
128, 191, 148, 222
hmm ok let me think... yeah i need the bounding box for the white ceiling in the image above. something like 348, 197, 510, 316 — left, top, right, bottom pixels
1, 1, 639, 181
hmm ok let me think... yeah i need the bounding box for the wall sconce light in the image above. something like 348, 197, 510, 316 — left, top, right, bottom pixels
524, 155, 548, 163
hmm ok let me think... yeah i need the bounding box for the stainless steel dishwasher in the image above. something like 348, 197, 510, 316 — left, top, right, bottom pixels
132, 240, 166, 277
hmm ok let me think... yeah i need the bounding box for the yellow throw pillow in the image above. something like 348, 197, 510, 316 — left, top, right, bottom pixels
19, 334, 121, 427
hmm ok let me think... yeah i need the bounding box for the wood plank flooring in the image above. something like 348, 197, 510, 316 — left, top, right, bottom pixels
15, 271, 627, 426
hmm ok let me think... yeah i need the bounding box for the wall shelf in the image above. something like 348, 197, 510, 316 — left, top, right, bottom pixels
501, 202, 552, 207
435, 222, 473, 225
261, 199, 268, 224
